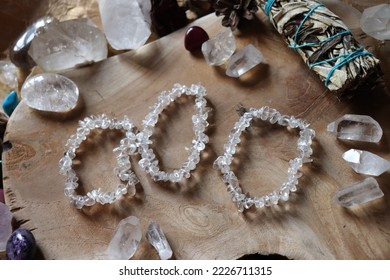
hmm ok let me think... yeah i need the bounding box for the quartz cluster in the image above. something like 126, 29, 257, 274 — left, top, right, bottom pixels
28, 18, 107, 72
98, 0, 152, 50
107, 216, 142, 260
21, 73, 79, 112
360, 4, 390, 41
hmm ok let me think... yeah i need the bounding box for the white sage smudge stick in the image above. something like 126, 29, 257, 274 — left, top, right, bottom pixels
257, 0, 381, 95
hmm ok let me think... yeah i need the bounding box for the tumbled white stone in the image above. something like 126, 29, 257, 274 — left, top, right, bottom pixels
201, 28, 236, 66
0, 203, 13, 252
327, 114, 382, 143
226, 44, 263, 77
21, 73, 79, 112
342, 149, 390, 176
360, 4, 390, 41
0, 61, 18, 90
28, 18, 107, 71
333, 177, 384, 208
146, 222, 173, 260
107, 216, 142, 260
98, 0, 152, 50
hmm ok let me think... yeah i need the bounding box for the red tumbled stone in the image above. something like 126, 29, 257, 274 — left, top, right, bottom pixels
184, 26, 209, 52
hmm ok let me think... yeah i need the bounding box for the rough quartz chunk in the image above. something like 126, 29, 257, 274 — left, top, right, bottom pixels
201, 28, 236, 66
360, 4, 390, 41
333, 177, 384, 208
28, 18, 107, 71
226, 44, 263, 77
0, 61, 18, 90
146, 222, 173, 260
21, 73, 79, 112
0, 203, 13, 252
98, 0, 152, 50
107, 216, 142, 260
327, 114, 382, 143
342, 149, 390, 176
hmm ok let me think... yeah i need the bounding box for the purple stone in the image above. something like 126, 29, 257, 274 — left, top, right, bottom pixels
6, 228, 37, 260
184, 26, 209, 52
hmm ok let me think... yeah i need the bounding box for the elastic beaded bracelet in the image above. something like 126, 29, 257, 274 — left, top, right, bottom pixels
213, 106, 315, 212
59, 114, 139, 209
137, 83, 211, 183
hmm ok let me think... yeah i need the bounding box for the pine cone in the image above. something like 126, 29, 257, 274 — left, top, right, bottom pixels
214, 0, 259, 30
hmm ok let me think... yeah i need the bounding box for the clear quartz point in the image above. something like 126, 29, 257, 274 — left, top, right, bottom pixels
107, 216, 142, 260
226, 44, 263, 77
342, 149, 390, 176
201, 28, 236, 66
333, 177, 384, 208
327, 114, 382, 143
146, 222, 173, 260
360, 4, 390, 41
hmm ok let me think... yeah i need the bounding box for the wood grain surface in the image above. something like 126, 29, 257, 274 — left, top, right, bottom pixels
3, 9, 390, 259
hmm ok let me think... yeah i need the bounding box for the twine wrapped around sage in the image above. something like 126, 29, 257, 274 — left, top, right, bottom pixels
214, 0, 382, 96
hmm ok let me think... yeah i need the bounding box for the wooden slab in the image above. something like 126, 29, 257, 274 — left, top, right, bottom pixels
3, 12, 390, 260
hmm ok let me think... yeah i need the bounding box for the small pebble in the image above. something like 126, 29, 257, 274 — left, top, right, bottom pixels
6, 228, 37, 260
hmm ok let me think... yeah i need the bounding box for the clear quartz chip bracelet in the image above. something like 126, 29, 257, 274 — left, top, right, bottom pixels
213, 106, 315, 212
137, 83, 211, 183
59, 114, 139, 209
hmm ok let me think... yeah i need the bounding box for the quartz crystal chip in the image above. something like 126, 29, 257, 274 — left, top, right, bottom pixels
201, 28, 236, 66
28, 18, 107, 71
146, 222, 173, 260
0, 203, 13, 252
0, 61, 18, 90
21, 73, 79, 112
360, 4, 390, 41
333, 177, 384, 208
226, 44, 263, 77
9, 16, 57, 69
107, 216, 142, 260
342, 149, 390, 176
327, 114, 382, 143
98, 0, 152, 50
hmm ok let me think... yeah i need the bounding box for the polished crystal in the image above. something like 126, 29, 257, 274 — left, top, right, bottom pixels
146, 222, 173, 260
333, 177, 384, 208
0, 203, 13, 252
327, 114, 382, 143
98, 0, 151, 50
28, 18, 107, 71
107, 216, 142, 260
226, 44, 263, 77
342, 149, 390, 176
201, 28, 236, 66
360, 4, 390, 41
9, 16, 57, 69
21, 73, 79, 112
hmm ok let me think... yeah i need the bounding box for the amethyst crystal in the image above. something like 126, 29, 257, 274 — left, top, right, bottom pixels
6, 228, 37, 260
151, 0, 188, 37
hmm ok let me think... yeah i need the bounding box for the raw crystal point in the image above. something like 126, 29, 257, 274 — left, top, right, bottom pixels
0, 203, 13, 252
21, 73, 79, 112
226, 44, 263, 77
146, 222, 173, 260
98, 0, 152, 50
342, 149, 390, 176
107, 216, 142, 260
0, 61, 18, 90
201, 28, 236, 66
360, 4, 390, 41
327, 114, 382, 143
28, 18, 107, 71
9, 16, 57, 69
333, 177, 384, 208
